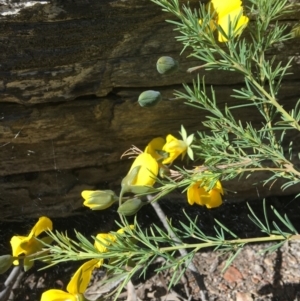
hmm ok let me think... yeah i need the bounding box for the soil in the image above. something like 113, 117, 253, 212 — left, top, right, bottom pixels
1, 194, 300, 301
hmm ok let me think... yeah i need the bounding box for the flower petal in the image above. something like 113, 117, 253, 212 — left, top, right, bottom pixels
94, 233, 115, 253
129, 153, 158, 186
162, 135, 187, 164
217, 7, 249, 42
10, 235, 28, 258
10, 235, 45, 266
117, 225, 135, 234
144, 137, 165, 161
41, 289, 78, 301
214, 180, 224, 194
206, 189, 223, 208
211, 0, 242, 18
67, 259, 99, 294
29, 216, 53, 238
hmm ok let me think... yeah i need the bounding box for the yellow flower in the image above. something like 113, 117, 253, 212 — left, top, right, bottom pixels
10, 216, 53, 270
41, 259, 99, 301
187, 180, 223, 208
200, 0, 249, 42
40, 226, 134, 301
162, 134, 188, 165
94, 233, 116, 254
94, 225, 134, 253
144, 137, 165, 161
127, 153, 158, 186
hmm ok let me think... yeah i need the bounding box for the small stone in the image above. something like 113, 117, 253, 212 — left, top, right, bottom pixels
236, 292, 254, 301
36, 277, 46, 288
290, 268, 300, 278
55, 279, 64, 288
286, 254, 297, 265
218, 283, 229, 291
209, 257, 219, 273
263, 258, 273, 266
223, 266, 243, 283
24, 274, 37, 290
251, 274, 262, 284
245, 248, 255, 260
253, 264, 264, 274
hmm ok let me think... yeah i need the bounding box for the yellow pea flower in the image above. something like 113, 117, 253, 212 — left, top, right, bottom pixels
40, 226, 134, 301
10, 216, 53, 270
162, 134, 188, 165
41, 259, 99, 301
200, 0, 249, 42
187, 180, 223, 208
94, 225, 134, 253
127, 153, 158, 186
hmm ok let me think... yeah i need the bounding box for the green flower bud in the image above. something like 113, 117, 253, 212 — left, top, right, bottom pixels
82, 190, 118, 210
138, 90, 162, 107
0, 255, 14, 274
156, 56, 179, 75
118, 198, 144, 216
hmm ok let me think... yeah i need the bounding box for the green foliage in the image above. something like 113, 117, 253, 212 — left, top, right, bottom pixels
36, 202, 299, 300
8, 1, 300, 301
150, 0, 300, 193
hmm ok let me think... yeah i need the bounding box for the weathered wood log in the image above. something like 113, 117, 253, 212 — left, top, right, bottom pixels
0, 0, 300, 221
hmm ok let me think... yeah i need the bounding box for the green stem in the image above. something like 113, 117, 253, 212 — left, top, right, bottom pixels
236, 167, 287, 173
244, 71, 300, 131
119, 187, 127, 225
259, 52, 278, 147
284, 163, 300, 177
237, 164, 300, 178
159, 234, 300, 253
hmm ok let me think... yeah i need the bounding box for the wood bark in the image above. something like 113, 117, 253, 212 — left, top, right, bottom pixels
0, 0, 300, 220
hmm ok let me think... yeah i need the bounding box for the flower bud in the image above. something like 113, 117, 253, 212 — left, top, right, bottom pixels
0, 255, 14, 274
156, 56, 179, 75
82, 190, 118, 210
138, 90, 162, 107
118, 198, 144, 216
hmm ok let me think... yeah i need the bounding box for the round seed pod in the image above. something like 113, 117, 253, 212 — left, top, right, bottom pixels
138, 90, 162, 107
156, 56, 179, 75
